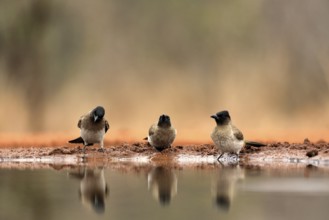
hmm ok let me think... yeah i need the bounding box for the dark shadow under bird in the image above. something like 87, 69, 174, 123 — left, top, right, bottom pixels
69, 167, 109, 214
148, 166, 177, 206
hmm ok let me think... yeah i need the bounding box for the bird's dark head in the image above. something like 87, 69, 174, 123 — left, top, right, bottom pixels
215, 195, 230, 211
92, 106, 105, 123
159, 192, 171, 206
211, 110, 231, 125
92, 194, 105, 214
157, 114, 171, 128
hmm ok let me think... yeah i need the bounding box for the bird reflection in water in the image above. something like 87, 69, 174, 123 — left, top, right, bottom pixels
69, 167, 109, 214
148, 166, 177, 206
212, 163, 245, 212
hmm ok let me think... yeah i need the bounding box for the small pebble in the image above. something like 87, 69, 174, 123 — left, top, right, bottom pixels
306, 150, 318, 158
304, 138, 311, 144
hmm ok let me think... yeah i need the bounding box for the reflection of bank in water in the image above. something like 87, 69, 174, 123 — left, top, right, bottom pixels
212, 164, 245, 212
69, 167, 109, 214
147, 166, 177, 206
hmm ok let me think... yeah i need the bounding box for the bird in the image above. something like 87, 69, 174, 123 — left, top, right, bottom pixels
69, 167, 109, 214
69, 106, 109, 152
148, 166, 177, 206
212, 164, 245, 212
210, 110, 265, 160
145, 114, 177, 151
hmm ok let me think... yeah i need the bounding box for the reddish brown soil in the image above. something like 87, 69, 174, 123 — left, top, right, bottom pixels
241, 139, 329, 161
1, 138, 329, 164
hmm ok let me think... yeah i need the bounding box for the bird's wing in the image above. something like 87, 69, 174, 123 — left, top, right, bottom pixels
232, 125, 244, 141
68, 136, 84, 144
68, 171, 85, 180
105, 184, 109, 195
78, 114, 88, 129
148, 124, 157, 137
78, 118, 82, 129
105, 120, 110, 133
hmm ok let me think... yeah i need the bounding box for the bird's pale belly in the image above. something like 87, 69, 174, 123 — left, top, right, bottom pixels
148, 128, 176, 148
219, 139, 243, 153
81, 129, 105, 144
211, 134, 244, 154
148, 135, 174, 148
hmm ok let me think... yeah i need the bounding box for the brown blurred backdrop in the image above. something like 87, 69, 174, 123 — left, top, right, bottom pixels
0, 0, 328, 144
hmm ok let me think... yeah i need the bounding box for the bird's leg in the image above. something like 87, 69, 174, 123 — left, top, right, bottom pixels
217, 160, 225, 167
217, 153, 224, 161
83, 141, 90, 154
80, 144, 87, 162
98, 141, 105, 153
230, 152, 240, 160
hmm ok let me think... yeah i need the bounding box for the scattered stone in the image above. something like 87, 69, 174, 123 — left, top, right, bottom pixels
48, 148, 73, 155
317, 139, 326, 144
305, 164, 318, 170
0, 140, 329, 162
304, 138, 311, 144
306, 150, 318, 158
132, 142, 141, 147
48, 148, 64, 155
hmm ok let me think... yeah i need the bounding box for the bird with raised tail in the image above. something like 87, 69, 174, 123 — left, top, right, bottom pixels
148, 166, 177, 206
69, 168, 109, 214
213, 165, 245, 212
210, 110, 265, 160
69, 106, 109, 152
146, 114, 177, 151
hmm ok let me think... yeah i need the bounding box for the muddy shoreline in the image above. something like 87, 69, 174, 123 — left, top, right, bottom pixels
1, 139, 329, 167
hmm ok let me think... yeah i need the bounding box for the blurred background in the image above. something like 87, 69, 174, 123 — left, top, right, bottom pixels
0, 0, 328, 145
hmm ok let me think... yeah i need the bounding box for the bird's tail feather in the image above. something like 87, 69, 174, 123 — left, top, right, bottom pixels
68, 137, 84, 144
245, 141, 266, 147
68, 172, 84, 180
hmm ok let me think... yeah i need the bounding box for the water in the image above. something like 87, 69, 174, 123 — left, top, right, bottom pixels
1, 162, 329, 220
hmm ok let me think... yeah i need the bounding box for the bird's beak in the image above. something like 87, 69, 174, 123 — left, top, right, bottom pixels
94, 115, 99, 122
211, 115, 218, 120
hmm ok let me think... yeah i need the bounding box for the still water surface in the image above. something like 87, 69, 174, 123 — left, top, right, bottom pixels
1, 162, 329, 220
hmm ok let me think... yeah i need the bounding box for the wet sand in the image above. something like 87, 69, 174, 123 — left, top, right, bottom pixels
0, 138, 329, 168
